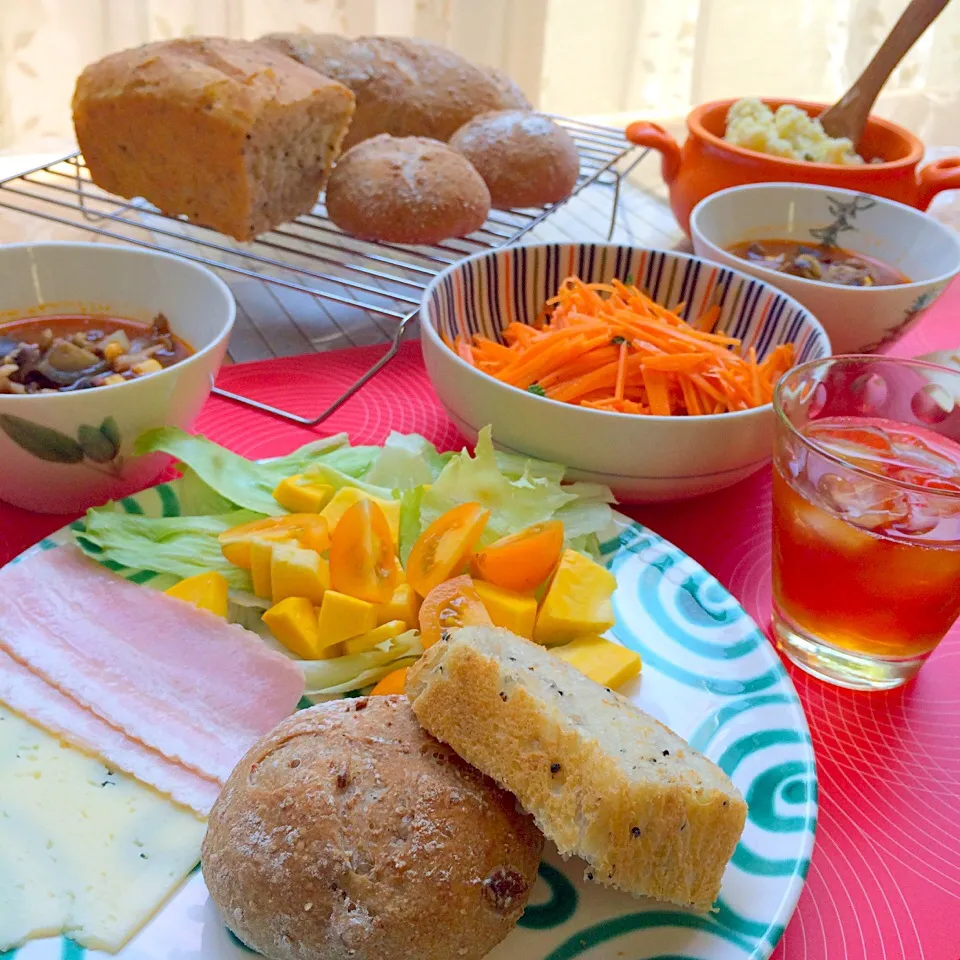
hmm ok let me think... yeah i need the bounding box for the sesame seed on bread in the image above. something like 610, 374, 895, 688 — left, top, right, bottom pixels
406, 626, 747, 912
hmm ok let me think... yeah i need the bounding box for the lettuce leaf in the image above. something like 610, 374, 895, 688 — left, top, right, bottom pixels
309, 445, 382, 478
365, 432, 452, 490
178, 467, 234, 516
299, 631, 423, 699
494, 449, 566, 485
422, 427, 579, 540
554, 487, 619, 540
301, 462, 393, 499
78, 507, 258, 589
398, 485, 425, 566
135, 428, 351, 516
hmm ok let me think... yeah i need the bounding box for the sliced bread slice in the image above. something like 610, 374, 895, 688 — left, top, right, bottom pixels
406, 626, 747, 912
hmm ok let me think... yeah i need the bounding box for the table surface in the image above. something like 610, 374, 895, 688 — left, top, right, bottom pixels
1, 146, 959, 960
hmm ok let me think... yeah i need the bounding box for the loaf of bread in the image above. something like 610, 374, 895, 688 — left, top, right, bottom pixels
202, 696, 544, 960
260, 33, 530, 148
407, 627, 748, 912
73, 37, 356, 241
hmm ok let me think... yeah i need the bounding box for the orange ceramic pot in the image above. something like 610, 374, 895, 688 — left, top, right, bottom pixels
627, 98, 960, 235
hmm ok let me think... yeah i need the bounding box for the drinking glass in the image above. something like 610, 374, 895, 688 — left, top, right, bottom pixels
772, 355, 960, 690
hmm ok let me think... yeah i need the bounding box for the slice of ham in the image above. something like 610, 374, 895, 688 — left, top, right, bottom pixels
0, 646, 220, 815
0, 545, 304, 784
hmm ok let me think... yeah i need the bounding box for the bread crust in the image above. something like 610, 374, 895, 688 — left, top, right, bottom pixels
261, 34, 530, 147
325, 135, 491, 244
450, 110, 580, 209
202, 696, 543, 960
407, 627, 748, 912
72, 37, 355, 240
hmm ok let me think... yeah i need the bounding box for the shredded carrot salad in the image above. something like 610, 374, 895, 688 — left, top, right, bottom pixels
450, 277, 795, 416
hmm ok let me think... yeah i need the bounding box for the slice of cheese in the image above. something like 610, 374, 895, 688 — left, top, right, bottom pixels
0, 704, 205, 953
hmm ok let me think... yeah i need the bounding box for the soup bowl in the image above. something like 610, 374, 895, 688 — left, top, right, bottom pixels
0, 242, 234, 513
421, 243, 831, 502
690, 183, 960, 355
626, 98, 960, 235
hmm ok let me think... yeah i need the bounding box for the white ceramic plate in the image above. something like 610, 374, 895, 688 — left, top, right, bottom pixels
11, 480, 816, 960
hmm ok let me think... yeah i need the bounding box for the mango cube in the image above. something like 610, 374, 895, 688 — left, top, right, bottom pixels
271, 542, 329, 605
249, 538, 279, 599
553, 635, 641, 689
262, 596, 325, 659
534, 549, 617, 646
343, 619, 409, 655
320, 488, 401, 544
219, 515, 328, 568
316, 589, 378, 649
164, 571, 229, 618
474, 580, 537, 639
374, 582, 420, 626
273, 475, 334, 514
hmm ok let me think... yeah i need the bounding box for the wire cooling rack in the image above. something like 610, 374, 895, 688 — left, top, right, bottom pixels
0, 117, 643, 425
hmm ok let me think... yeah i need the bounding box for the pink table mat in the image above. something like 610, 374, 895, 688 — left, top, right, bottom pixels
2, 287, 959, 959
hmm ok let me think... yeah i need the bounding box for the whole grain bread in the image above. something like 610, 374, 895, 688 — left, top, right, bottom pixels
202, 696, 543, 960
450, 110, 580, 209
325, 135, 490, 244
260, 33, 530, 148
73, 37, 355, 241
407, 627, 748, 912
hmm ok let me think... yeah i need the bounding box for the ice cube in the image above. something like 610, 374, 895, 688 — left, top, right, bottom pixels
889, 494, 941, 537
791, 495, 875, 552
816, 472, 908, 532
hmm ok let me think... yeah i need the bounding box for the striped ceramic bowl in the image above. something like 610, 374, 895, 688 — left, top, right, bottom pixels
420, 243, 830, 502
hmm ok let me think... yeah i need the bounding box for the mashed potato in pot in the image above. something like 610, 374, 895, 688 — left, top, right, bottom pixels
724, 98, 863, 165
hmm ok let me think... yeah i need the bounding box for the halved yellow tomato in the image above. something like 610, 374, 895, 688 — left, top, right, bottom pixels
470, 520, 564, 593
328, 499, 400, 604
370, 667, 408, 696
406, 502, 490, 597
418, 574, 493, 648
218, 514, 329, 568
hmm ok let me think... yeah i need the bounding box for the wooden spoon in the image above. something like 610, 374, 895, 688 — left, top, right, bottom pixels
819, 0, 951, 147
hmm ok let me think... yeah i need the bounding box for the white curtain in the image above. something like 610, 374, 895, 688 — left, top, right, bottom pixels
1, 0, 959, 153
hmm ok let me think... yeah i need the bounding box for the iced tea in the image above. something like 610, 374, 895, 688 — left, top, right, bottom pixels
772, 358, 960, 689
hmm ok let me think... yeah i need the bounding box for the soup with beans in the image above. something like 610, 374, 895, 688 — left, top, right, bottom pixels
0, 314, 192, 394
728, 239, 909, 287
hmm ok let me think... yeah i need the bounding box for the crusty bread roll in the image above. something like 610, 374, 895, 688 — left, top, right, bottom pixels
407, 627, 748, 912
450, 110, 580, 209
260, 33, 530, 148
73, 37, 355, 241
325, 135, 491, 245
202, 696, 543, 960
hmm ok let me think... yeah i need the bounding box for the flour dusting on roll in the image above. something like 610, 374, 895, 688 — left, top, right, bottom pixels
202, 695, 543, 960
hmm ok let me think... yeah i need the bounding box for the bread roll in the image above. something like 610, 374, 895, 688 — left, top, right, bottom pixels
407, 627, 748, 912
450, 110, 580, 209
202, 696, 543, 960
260, 33, 530, 148
73, 37, 355, 241
325, 135, 491, 245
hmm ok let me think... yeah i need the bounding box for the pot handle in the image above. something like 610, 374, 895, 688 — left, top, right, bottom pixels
625, 121, 682, 184
917, 156, 960, 210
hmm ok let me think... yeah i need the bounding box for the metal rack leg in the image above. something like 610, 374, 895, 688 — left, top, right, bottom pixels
606, 150, 648, 241
607, 170, 623, 241
211, 308, 418, 427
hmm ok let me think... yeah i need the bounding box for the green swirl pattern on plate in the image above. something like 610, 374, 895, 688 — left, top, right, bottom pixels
15, 490, 814, 960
